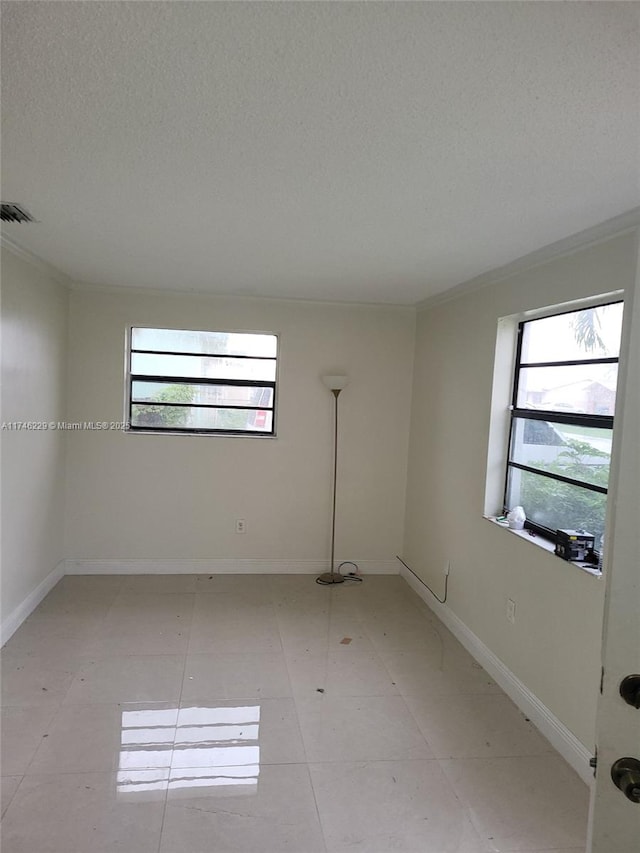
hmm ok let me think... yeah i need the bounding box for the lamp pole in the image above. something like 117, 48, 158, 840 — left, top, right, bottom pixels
317, 376, 348, 585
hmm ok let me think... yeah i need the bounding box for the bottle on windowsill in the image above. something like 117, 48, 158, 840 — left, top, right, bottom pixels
507, 506, 526, 531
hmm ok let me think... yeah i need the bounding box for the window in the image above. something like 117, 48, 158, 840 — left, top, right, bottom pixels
126, 328, 278, 436
504, 302, 623, 549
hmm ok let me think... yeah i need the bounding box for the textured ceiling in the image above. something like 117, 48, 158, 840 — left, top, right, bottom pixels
1, 1, 639, 305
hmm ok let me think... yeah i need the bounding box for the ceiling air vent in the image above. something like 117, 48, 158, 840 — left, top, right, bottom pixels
1, 202, 36, 223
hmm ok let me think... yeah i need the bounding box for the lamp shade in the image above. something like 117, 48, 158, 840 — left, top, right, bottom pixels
322, 374, 349, 391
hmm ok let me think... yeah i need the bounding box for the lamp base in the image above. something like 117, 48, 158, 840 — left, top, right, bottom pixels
316, 571, 345, 585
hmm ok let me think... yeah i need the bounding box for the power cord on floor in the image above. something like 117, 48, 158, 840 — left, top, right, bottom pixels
339, 561, 363, 582
315, 561, 363, 585
396, 556, 448, 603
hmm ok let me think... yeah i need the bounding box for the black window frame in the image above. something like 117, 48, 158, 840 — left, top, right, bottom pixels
126, 327, 278, 437
503, 300, 622, 546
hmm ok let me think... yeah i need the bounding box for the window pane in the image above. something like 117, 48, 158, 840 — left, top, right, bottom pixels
506, 467, 606, 544
131, 353, 276, 382
520, 302, 623, 363
131, 405, 273, 433
131, 328, 277, 358
510, 417, 612, 489
516, 363, 618, 415
131, 381, 274, 409
128, 327, 278, 438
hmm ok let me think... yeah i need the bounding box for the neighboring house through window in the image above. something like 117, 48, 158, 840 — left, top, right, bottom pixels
126, 328, 278, 436
504, 301, 623, 551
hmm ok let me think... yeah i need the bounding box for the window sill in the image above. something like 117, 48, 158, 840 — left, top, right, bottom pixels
124, 428, 277, 439
484, 517, 602, 578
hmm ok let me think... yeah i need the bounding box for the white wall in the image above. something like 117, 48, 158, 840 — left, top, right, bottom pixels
402, 230, 639, 750
64, 289, 415, 570
1, 247, 68, 629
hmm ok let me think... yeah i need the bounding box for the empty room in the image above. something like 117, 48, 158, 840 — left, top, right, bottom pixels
1, 2, 639, 852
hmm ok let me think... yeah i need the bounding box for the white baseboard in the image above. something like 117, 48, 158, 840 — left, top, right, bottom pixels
64, 558, 399, 576
1, 560, 65, 646
399, 561, 594, 786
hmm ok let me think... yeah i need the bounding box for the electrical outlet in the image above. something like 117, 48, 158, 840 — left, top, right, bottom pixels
235, 518, 246, 534
506, 598, 516, 623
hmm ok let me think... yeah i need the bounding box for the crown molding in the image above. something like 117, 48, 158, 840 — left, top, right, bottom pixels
66, 277, 417, 312
4, 207, 638, 309
417, 207, 640, 313
1, 236, 407, 308
0, 234, 73, 287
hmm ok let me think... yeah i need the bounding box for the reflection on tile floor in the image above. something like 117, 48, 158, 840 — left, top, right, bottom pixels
1, 574, 589, 852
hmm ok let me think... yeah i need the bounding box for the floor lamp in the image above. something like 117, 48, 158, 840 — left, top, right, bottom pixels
316, 375, 349, 585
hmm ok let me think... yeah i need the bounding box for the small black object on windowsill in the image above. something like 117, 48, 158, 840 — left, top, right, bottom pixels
554, 529, 595, 562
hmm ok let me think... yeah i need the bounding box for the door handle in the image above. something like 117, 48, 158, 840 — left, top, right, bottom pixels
619, 675, 640, 709
611, 758, 640, 803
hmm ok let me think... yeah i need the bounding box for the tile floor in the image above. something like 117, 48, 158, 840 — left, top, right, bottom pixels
1, 574, 589, 852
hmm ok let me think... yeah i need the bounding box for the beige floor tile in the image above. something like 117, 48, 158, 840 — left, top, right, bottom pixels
189, 618, 282, 654
357, 590, 437, 620
189, 606, 282, 654
271, 595, 334, 618
106, 590, 195, 618
29, 599, 113, 624
1, 655, 79, 707
176, 698, 306, 766
51, 575, 125, 599
22, 576, 122, 622
88, 592, 194, 655
356, 584, 432, 617
1, 630, 97, 663
269, 572, 359, 598
189, 624, 282, 655
182, 652, 292, 700
379, 645, 501, 696
5, 610, 107, 644
277, 612, 371, 655
195, 573, 272, 596
364, 612, 461, 652
28, 702, 178, 774
500, 849, 585, 853
85, 624, 191, 656
192, 584, 274, 612
120, 573, 202, 594
1, 771, 166, 852
1, 776, 22, 817
404, 693, 553, 758
160, 763, 326, 852
191, 594, 278, 617
0, 574, 590, 852
286, 648, 399, 698
355, 576, 413, 596
296, 694, 433, 763
440, 756, 589, 851
63, 654, 185, 704
310, 759, 489, 852
1, 705, 59, 774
